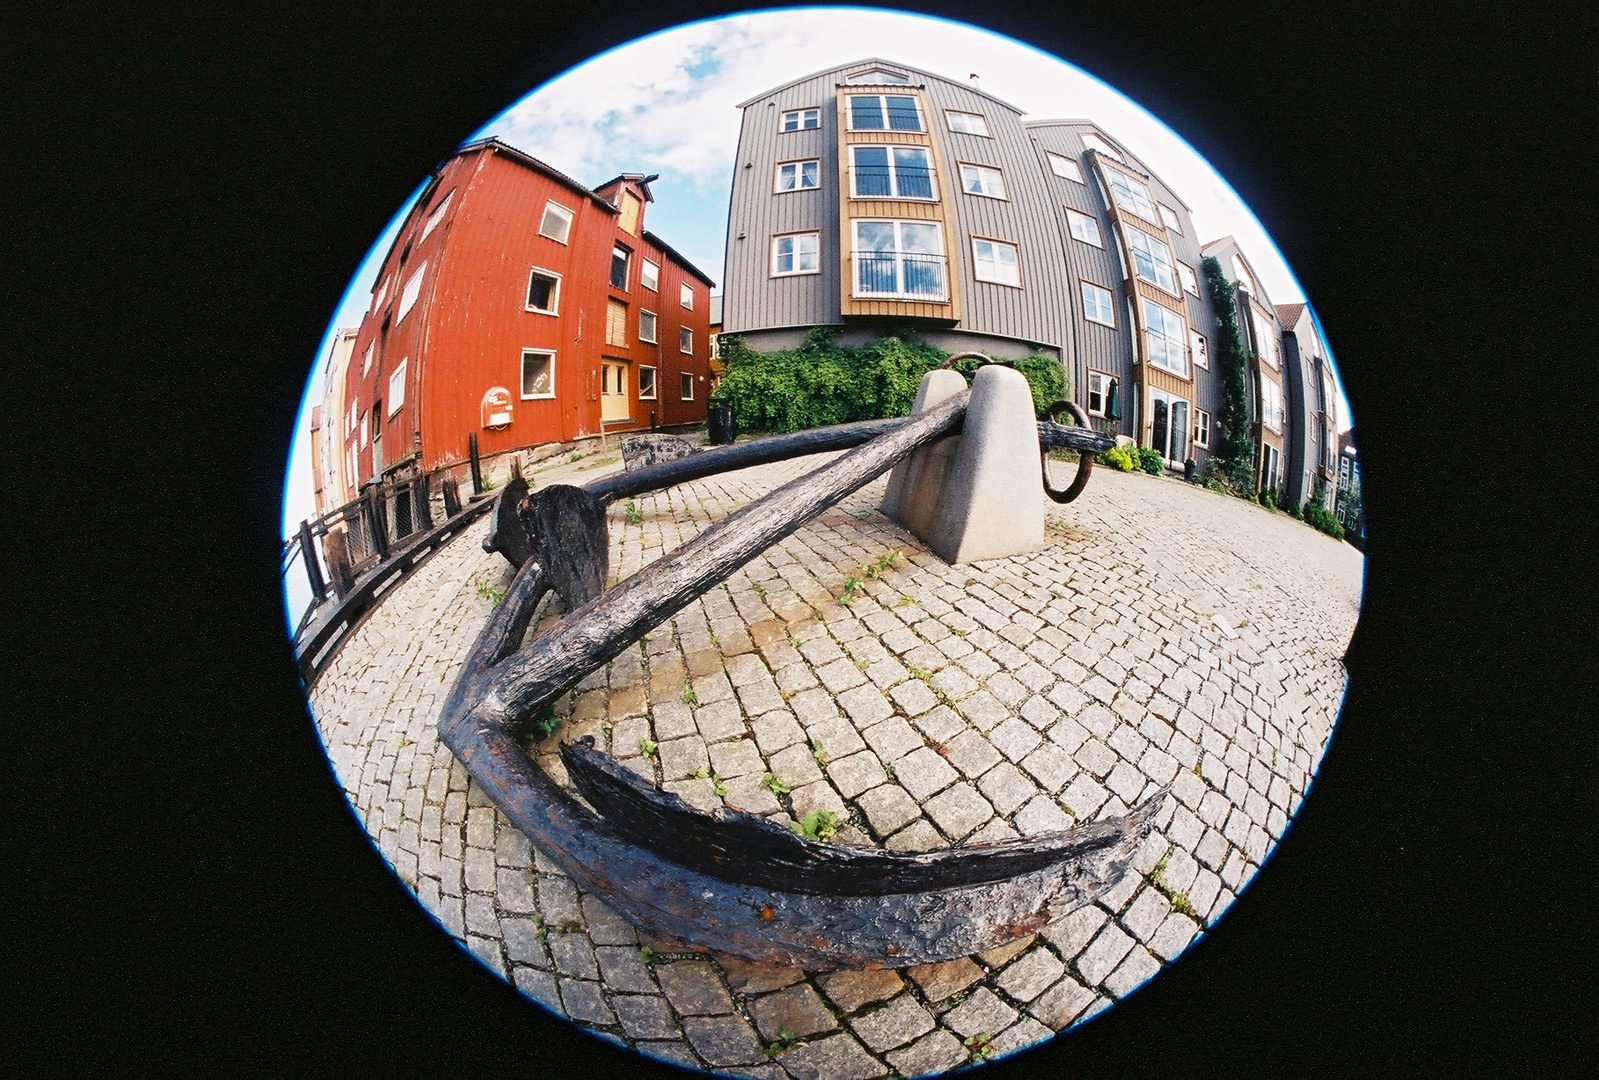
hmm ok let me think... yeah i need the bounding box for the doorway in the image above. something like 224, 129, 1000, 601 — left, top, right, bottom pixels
1149, 387, 1188, 466
601, 360, 630, 423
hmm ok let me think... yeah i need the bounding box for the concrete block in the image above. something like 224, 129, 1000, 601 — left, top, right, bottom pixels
882, 366, 1045, 565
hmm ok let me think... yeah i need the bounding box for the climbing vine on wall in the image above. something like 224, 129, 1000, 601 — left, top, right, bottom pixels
715, 328, 1068, 434
1201, 255, 1255, 480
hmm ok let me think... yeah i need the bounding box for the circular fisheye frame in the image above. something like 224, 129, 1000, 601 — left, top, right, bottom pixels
280, 9, 1363, 1076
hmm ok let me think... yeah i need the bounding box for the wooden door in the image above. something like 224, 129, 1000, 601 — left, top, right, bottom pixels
601, 360, 630, 423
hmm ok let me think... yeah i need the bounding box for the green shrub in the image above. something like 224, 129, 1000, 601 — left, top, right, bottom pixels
1099, 444, 1136, 472
1302, 487, 1345, 539
1135, 447, 1164, 475
718, 330, 1068, 433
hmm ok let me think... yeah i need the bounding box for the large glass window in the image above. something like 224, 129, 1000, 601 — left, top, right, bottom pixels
775, 159, 820, 191
1142, 299, 1189, 376
1251, 308, 1279, 369
852, 220, 946, 299
640, 259, 659, 291
637, 365, 657, 400
1127, 225, 1178, 294
771, 232, 820, 276
847, 94, 922, 132
638, 309, 657, 344
972, 238, 1020, 286
959, 164, 1006, 199
1106, 170, 1159, 222
849, 146, 934, 199
1081, 282, 1116, 327
1065, 208, 1102, 247
1261, 376, 1284, 433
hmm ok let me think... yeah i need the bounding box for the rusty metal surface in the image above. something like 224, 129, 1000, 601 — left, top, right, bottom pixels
1040, 400, 1103, 504
437, 397, 1162, 968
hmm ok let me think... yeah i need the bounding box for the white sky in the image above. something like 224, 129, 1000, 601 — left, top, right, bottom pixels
282, 5, 1349, 545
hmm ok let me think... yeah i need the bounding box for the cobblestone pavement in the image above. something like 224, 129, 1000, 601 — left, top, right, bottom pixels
308, 448, 1362, 1077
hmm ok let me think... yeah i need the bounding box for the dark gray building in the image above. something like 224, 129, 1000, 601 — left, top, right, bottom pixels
1276, 302, 1338, 510
722, 59, 1230, 472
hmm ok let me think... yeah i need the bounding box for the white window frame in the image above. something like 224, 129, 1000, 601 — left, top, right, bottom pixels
637, 364, 657, 401
371, 276, 389, 311
971, 237, 1021, 287
680, 372, 695, 401
611, 243, 631, 290
1194, 409, 1211, 448
1065, 208, 1102, 247
638, 309, 658, 344
525, 266, 561, 315
945, 110, 990, 136
1126, 225, 1179, 295
1081, 132, 1124, 161
362, 341, 373, 375
1177, 261, 1199, 297
1149, 386, 1190, 465
1046, 152, 1084, 182
640, 259, 659, 292
1261, 376, 1285, 434
386, 359, 406, 417
774, 158, 821, 192
1106, 169, 1160, 223
1157, 203, 1183, 233
1190, 329, 1209, 370
1251, 308, 1279, 370
1142, 298, 1189, 377
1081, 281, 1116, 327
538, 200, 574, 244
959, 163, 1007, 199
680, 282, 694, 310
771, 231, 820, 277
679, 326, 693, 355
850, 219, 948, 301
397, 261, 427, 323
359, 411, 368, 449
780, 108, 820, 131
846, 94, 924, 133
1087, 370, 1113, 416
520, 349, 555, 400
848, 145, 936, 200
419, 190, 453, 241
1231, 254, 1254, 294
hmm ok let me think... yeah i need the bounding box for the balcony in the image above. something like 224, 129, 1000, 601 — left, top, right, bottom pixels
850, 251, 949, 302
847, 164, 937, 201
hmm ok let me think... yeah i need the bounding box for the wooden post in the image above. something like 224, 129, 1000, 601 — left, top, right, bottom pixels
441, 476, 462, 518
412, 472, 433, 531
298, 519, 327, 606
468, 432, 483, 495
323, 527, 355, 598
365, 485, 389, 560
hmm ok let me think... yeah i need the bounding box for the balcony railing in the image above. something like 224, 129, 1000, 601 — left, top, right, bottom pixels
850, 251, 949, 302
846, 165, 937, 201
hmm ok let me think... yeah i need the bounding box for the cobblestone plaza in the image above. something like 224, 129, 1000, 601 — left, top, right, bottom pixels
307, 449, 1362, 1077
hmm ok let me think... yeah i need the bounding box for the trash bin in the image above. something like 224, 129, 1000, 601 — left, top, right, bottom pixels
707, 401, 737, 445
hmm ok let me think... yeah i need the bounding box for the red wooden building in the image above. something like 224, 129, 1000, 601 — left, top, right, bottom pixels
339, 138, 715, 488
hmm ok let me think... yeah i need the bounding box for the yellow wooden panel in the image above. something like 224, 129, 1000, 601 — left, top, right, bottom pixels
617, 192, 640, 236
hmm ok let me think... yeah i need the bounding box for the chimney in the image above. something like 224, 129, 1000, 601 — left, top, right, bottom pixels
969, 73, 980, 87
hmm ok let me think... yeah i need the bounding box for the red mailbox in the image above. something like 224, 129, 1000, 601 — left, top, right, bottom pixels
481, 387, 513, 430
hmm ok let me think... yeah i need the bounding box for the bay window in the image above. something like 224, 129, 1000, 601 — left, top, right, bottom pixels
852, 220, 946, 299
1142, 298, 1189, 376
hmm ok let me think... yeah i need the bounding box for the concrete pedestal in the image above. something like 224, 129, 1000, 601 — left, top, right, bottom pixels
882, 365, 1046, 565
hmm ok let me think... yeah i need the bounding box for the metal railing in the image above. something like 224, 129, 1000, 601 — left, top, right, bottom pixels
850, 251, 949, 302
846, 165, 936, 201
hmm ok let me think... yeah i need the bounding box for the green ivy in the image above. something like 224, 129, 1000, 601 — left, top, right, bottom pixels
1201, 256, 1254, 478
1135, 447, 1164, 475
717, 329, 1068, 434
1302, 483, 1345, 539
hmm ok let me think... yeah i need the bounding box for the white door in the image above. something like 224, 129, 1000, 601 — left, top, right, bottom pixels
601, 360, 630, 423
